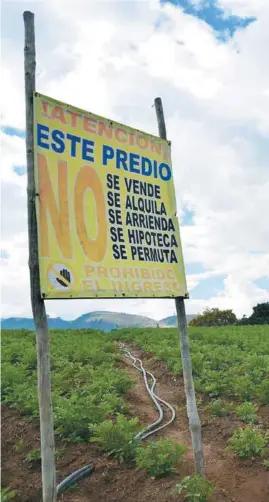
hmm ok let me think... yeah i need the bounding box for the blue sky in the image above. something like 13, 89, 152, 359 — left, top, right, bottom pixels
254, 277, 269, 290
190, 275, 226, 299
185, 262, 206, 274
1, 127, 27, 175
2, 126, 25, 139
181, 208, 194, 225
162, 0, 255, 39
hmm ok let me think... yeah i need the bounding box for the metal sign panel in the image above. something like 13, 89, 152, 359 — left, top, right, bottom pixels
33, 93, 187, 298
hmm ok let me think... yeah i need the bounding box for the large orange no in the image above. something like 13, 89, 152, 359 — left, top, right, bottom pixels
74, 166, 107, 261
38, 153, 107, 262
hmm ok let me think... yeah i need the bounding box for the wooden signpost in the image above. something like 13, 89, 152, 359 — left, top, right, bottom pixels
154, 98, 204, 476
23, 11, 204, 502
24, 11, 56, 502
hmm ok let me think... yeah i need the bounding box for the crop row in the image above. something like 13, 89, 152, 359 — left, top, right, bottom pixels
2, 329, 134, 442
111, 325, 269, 404
2, 326, 269, 501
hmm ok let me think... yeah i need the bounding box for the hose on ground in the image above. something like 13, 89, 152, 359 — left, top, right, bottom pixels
56, 465, 94, 496
56, 344, 176, 496
119, 344, 176, 440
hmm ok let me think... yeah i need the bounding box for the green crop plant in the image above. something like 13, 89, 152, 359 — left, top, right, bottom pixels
1, 487, 17, 501
135, 439, 187, 477
110, 326, 269, 406
2, 325, 269, 455
25, 448, 41, 466
90, 414, 141, 462
227, 426, 268, 458
1, 329, 134, 443
208, 399, 233, 417
257, 380, 269, 405
175, 474, 215, 501
235, 402, 258, 423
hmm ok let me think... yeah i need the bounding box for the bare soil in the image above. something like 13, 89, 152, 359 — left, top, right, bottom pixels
2, 345, 269, 501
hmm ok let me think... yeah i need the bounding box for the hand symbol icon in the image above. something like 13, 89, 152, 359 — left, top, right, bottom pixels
56, 268, 71, 287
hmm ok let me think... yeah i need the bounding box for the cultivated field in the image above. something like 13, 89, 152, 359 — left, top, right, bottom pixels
1, 326, 269, 501
112, 326, 269, 404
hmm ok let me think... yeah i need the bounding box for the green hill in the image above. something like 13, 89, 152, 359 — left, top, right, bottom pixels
1, 311, 196, 331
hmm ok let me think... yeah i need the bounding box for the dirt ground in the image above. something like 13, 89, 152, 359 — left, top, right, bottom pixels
2, 345, 269, 501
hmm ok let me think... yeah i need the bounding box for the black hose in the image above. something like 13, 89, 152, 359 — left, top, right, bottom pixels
56, 464, 94, 496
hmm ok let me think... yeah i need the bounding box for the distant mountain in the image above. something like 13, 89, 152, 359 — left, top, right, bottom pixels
1, 316, 70, 330
69, 311, 158, 331
1, 317, 36, 330
1, 311, 196, 332
160, 315, 196, 327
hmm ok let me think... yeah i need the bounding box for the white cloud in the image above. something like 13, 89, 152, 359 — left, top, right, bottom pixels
219, 0, 268, 17
1, 0, 269, 321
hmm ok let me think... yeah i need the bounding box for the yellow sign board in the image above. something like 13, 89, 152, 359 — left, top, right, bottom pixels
33, 93, 187, 299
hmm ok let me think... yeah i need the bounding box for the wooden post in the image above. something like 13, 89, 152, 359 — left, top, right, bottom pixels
23, 11, 57, 501
154, 97, 205, 477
